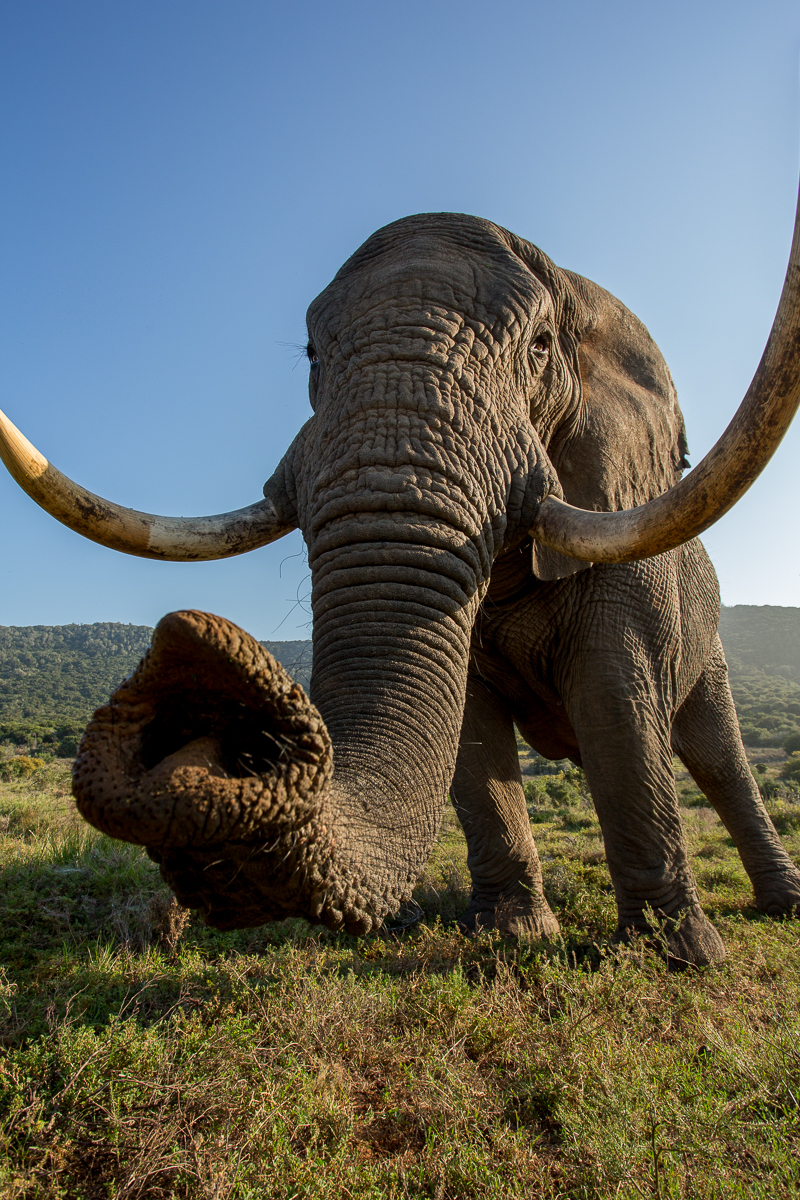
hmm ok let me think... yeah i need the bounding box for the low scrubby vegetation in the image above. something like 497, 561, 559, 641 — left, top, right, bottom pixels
0, 625, 312, 752
4, 610, 800, 753
0, 757, 798, 1198
727, 672, 800, 749
0, 612, 798, 1195
0, 625, 153, 728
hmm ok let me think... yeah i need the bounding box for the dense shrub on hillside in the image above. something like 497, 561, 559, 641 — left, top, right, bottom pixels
781, 752, 800, 786
3, 613, 800, 755
0, 625, 312, 749
258, 639, 312, 691
0, 623, 154, 726
715, 605, 800, 746
0, 720, 87, 758
726, 670, 800, 747
719, 604, 800, 683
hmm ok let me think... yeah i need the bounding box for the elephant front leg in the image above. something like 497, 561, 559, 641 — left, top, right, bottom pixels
563, 655, 726, 968
451, 675, 559, 941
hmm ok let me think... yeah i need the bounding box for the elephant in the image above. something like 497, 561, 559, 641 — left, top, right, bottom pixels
2, 198, 800, 969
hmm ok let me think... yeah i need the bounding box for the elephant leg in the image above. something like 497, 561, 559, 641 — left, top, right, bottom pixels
451, 675, 559, 940
563, 653, 726, 968
671, 638, 800, 916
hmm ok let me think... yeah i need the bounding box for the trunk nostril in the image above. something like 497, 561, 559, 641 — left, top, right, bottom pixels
138, 706, 287, 778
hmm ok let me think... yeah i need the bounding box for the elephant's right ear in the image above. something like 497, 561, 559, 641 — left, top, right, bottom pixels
529, 266, 689, 580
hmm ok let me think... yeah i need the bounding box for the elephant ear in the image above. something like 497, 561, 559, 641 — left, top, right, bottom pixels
528, 264, 689, 580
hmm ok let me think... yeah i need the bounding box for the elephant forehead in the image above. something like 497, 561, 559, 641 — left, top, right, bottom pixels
310, 297, 549, 390
308, 225, 548, 357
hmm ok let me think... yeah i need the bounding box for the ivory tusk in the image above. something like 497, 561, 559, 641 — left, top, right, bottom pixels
0, 407, 295, 561
531, 178, 800, 563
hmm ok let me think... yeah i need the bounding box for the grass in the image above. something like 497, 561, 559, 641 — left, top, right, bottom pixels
0, 761, 798, 1197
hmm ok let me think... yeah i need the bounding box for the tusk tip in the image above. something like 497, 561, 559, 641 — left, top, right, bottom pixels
0, 407, 50, 482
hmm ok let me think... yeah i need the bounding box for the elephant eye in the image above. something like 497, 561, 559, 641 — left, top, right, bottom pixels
307, 343, 320, 366
530, 336, 550, 361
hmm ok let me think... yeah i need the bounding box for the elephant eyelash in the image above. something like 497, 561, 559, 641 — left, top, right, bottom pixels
278, 341, 315, 370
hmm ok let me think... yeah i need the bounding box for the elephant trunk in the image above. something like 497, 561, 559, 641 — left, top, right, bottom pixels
72, 527, 483, 933
305, 521, 484, 927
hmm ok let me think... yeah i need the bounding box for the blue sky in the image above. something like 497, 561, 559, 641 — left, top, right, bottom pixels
1, 1, 799, 638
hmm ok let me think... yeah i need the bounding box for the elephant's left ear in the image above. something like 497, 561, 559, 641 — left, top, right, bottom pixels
525, 260, 689, 580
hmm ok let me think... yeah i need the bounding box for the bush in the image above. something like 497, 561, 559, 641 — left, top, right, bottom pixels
784, 731, 800, 755
0, 755, 46, 782
524, 767, 590, 817
52, 725, 83, 757
0, 722, 54, 748
0, 720, 84, 759
678, 782, 709, 808
780, 752, 800, 786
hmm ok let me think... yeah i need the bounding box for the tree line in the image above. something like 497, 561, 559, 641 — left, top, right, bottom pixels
1, 607, 799, 756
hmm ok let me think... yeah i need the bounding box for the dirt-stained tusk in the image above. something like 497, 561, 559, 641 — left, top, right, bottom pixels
0, 407, 295, 561
531, 178, 800, 564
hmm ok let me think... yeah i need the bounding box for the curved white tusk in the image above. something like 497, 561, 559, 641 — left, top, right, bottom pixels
0, 408, 295, 561
531, 177, 800, 563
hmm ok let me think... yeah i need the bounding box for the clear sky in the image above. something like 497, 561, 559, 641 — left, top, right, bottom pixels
1, 1, 799, 639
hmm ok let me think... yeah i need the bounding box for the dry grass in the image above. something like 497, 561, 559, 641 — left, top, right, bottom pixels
0, 763, 798, 1198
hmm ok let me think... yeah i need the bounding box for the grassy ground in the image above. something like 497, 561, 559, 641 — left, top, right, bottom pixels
0, 761, 798, 1198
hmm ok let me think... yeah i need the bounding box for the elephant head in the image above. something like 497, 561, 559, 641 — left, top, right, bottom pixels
2, 197, 799, 934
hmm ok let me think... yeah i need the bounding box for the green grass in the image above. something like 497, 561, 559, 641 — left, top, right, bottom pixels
0, 764, 798, 1198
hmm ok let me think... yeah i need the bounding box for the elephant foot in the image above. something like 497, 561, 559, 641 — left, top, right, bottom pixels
753, 867, 800, 917
615, 905, 726, 970
458, 891, 560, 941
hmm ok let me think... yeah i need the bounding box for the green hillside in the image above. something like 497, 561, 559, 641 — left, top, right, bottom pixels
719, 605, 800, 683
0, 623, 153, 726
720, 606, 800, 747
1, 606, 799, 753
0, 623, 311, 754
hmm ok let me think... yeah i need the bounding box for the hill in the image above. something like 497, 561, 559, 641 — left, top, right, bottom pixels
1, 606, 799, 752
0, 623, 153, 728
0, 623, 311, 754
719, 605, 800, 683
720, 606, 800, 746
